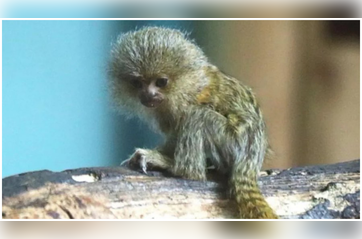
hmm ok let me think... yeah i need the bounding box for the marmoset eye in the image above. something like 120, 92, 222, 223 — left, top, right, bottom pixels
155, 78, 168, 88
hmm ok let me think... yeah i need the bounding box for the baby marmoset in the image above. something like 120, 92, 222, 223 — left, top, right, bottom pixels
109, 26, 277, 219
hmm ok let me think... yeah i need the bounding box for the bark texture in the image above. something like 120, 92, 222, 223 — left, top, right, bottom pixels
2, 159, 360, 219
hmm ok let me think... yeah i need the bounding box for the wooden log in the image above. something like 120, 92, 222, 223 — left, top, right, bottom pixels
2, 159, 360, 219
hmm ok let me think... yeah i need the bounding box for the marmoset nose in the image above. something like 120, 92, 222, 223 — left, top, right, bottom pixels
139, 91, 163, 108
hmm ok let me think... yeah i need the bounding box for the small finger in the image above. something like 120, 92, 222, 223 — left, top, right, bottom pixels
120, 159, 130, 166
139, 156, 147, 174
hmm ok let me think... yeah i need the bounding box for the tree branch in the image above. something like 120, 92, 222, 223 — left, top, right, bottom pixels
2, 160, 360, 219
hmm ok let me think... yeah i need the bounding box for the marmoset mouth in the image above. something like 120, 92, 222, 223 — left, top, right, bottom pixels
141, 99, 163, 108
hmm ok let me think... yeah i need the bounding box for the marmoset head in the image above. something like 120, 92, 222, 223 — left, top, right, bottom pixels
109, 26, 208, 110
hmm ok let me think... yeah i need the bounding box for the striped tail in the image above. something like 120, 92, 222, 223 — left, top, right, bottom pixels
230, 175, 278, 219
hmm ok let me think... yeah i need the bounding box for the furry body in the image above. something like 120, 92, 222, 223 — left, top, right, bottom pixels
109, 27, 277, 218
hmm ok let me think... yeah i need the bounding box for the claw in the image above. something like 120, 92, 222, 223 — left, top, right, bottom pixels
141, 165, 148, 174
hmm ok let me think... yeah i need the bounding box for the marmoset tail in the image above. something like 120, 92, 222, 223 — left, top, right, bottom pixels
109, 26, 277, 219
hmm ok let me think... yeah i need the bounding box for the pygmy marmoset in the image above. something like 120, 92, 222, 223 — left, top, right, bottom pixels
109, 26, 277, 219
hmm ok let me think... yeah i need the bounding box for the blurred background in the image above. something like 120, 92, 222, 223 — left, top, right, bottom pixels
1, 0, 361, 18
2, 20, 360, 177
1, 221, 361, 239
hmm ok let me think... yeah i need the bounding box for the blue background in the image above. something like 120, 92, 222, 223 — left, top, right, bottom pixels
2, 20, 191, 177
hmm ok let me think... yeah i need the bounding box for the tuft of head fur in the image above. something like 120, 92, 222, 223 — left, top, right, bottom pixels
109, 27, 208, 79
